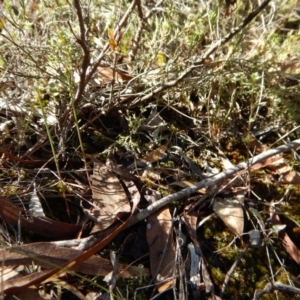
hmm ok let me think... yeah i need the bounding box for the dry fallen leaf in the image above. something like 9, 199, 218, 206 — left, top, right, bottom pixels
270, 207, 300, 264
91, 160, 131, 232
3, 194, 140, 295
0, 242, 148, 278
183, 202, 201, 252
141, 145, 167, 163
213, 196, 244, 236
97, 65, 132, 85
146, 207, 176, 292
9, 286, 44, 300
0, 196, 82, 239
281, 170, 300, 185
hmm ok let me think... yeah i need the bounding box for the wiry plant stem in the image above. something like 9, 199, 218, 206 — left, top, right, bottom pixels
130, 0, 273, 106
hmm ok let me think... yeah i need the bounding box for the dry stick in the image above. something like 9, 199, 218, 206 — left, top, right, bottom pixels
72, 0, 90, 108
129, 0, 164, 61
66, 0, 93, 189
253, 282, 300, 300
59, 0, 90, 127
59, 0, 138, 123
220, 243, 250, 298
130, 0, 272, 107
129, 0, 146, 62
82, 0, 138, 90
127, 139, 300, 227
70, 139, 300, 251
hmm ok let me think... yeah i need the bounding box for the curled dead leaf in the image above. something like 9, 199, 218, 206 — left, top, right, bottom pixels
146, 207, 176, 292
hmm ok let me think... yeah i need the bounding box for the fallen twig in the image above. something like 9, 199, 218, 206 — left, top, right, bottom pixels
72, 139, 300, 251
253, 281, 300, 299
127, 139, 300, 227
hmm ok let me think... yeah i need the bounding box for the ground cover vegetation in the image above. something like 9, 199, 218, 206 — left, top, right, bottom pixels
0, 0, 300, 299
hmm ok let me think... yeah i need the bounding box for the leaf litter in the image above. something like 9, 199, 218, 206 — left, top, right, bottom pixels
1, 0, 300, 299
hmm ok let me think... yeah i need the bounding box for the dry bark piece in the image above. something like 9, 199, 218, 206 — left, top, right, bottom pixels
28, 183, 45, 217
187, 243, 204, 297
139, 108, 168, 140
0, 266, 26, 282
146, 207, 176, 292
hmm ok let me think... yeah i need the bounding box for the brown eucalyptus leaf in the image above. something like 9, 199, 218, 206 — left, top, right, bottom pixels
213, 197, 244, 236
183, 202, 200, 251
146, 207, 176, 292
247, 136, 300, 182
10, 286, 43, 300
141, 145, 167, 163
91, 161, 131, 231
3, 192, 141, 295
218, 148, 244, 187
282, 170, 300, 185
270, 209, 300, 265
0, 196, 82, 239
0, 242, 148, 278
97, 65, 132, 85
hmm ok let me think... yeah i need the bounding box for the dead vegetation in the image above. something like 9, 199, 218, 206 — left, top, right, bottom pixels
1, 0, 300, 299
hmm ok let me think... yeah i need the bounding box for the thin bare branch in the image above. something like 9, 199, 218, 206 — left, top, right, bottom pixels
253, 282, 300, 299
130, 0, 272, 106
83, 0, 138, 88
75, 139, 300, 251
220, 244, 250, 298
127, 139, 300, 227
72, 0, 90, 107
129, 0, 164, 61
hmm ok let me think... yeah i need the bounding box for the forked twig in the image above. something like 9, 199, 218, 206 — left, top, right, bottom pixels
82, 0, 138, 92
130, 0, 272, 106
60, 0, 138, 121
253, 282, 300, 299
